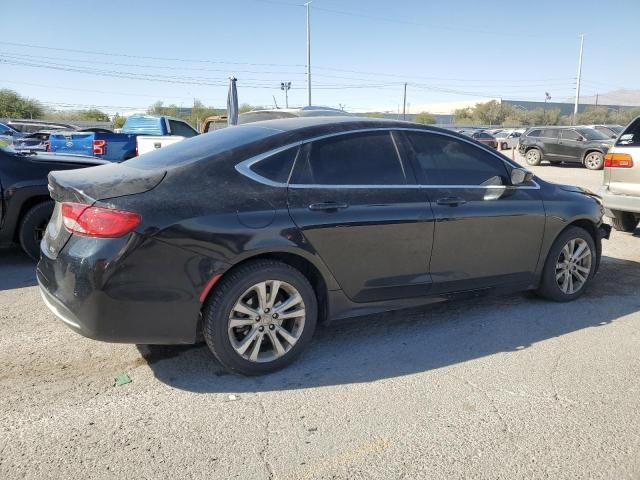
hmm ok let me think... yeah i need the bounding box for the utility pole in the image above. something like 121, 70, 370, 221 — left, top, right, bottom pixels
305, 1, 312, 106
280, 82, 291, 108
573, 34, 584, 124
402, 83, 407, 120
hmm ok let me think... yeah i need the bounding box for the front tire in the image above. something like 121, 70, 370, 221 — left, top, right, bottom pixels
610, 211, 639, 233
19, 201, 54, 260
203, 260, 318, 375
536, 226, 596, 302
584, 151, 604, 170
525, 148, 542, 166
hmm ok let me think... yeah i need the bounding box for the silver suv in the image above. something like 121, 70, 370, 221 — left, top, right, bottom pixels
600, 117, 640, 232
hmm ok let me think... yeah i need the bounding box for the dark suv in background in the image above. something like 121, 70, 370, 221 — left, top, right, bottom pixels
519, 126, 614, 170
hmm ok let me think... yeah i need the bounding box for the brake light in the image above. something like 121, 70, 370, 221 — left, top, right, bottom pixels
61, 202, 141, 237
92, 139, 106, 155
604, 153, 633, 168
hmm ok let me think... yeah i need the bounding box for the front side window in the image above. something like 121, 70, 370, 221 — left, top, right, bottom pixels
561, 129, 581, 141
527, 129, 542, 137
404, 132, 510, 186
169, 120, 198, 138
575, 127, 610, 141
292, 131, 406, 185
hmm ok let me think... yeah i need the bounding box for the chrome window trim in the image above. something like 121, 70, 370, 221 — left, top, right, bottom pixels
235, 127, 540, 190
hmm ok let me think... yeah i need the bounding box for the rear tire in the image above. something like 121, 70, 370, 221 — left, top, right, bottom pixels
536, 226, 596, 302
203, 260, 318, 375
584, 151, 604, 170
610, 211, 639, 233
19, 201, 54, 260
525, 148, 542, 166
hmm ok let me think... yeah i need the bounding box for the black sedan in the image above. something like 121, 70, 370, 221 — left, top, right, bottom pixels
38, 117, 610, 375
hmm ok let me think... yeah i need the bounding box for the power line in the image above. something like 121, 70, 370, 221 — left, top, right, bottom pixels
0, 40, 303, 67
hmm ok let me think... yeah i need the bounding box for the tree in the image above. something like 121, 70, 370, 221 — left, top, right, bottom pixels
0, 89, 44, 119
113, 113, 126, 129
78, 109, 110, 122
415, 112, 436, 124
453, 107, 476, 125
575, 106, 610, 125
239, 103, 255, 114
366, 112, 385, 118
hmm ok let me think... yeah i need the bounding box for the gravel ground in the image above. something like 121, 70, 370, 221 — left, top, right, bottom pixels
1, 155, 639, 479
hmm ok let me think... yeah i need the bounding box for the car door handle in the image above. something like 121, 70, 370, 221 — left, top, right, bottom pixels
436, 196, 467, 206
308, 202, 349, 211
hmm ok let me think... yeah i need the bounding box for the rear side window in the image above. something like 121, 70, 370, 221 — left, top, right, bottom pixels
169, 120, 198, 138
404, 132, 510, 186
541, 129, 559, 139
250, 147, 298, 183
292, 131, 406, 185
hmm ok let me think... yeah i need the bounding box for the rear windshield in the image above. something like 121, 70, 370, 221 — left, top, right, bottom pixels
124, 125, 279, 170
618, 118, 640, 146
575, 128, 610, 141
122, 116, 165, 135
239, 112, 297, 124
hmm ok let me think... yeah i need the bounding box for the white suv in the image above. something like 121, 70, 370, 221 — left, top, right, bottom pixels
600, 117, 640, 232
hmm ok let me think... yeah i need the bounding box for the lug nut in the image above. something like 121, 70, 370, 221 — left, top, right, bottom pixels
264, 308, 270, 313
272, 313, 278, 319
269, 324, 275, 330
259, 326, 264, 332
255, 316, 261, 322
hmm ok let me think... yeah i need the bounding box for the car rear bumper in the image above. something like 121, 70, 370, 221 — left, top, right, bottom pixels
598, 187, 640, 215
37, 235, 228, 344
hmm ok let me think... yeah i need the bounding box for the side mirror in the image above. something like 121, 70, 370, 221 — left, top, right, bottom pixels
511, 167, 534, 185
576, 136, 584, 141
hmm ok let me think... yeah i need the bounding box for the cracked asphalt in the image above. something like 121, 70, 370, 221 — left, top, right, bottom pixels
1, 153, 639, 479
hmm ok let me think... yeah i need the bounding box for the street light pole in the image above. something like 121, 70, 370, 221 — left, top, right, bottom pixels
280, 82, 291, 108
402, 83, 407, 120
305, 1, 312, 106
544, 92, 551, 125
573, 34, 584, 124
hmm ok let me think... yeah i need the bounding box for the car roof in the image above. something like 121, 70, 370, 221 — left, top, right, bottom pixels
233, 116, 445, 138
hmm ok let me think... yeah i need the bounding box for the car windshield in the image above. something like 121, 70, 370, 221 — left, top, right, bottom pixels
575, 128, 610, 141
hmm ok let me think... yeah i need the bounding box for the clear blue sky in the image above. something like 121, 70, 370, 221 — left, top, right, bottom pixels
1, 0, 638, 114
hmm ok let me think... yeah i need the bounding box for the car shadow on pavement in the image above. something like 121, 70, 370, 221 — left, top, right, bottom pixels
0, 248, 37, 291
139, 255, 640, 393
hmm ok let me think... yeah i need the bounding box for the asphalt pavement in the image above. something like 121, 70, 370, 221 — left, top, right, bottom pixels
1, 154, 639, 479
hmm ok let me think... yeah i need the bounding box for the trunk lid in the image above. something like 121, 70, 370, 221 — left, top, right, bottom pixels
43, 163, 165, 258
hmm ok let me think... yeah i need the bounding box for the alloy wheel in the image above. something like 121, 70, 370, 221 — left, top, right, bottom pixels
584, 153, 602, 170
526, 149, 540, 164
555, 238, 592, 294
228, 280, 306, 363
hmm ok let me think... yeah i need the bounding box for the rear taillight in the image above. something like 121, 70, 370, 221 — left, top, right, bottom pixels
61, 202, 141, 237
92, 139, 106, 155
604, 153, 633, 168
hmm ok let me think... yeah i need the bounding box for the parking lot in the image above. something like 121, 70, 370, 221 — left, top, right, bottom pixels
1, 153, 639, 479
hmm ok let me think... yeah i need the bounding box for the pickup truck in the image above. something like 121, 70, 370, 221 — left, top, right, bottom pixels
0, 142, 106, 259
49, 115, 198, 161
